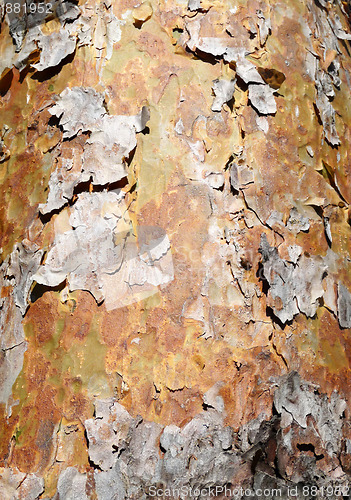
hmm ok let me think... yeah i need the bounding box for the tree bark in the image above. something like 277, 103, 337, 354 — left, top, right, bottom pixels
1, 0, 351, 497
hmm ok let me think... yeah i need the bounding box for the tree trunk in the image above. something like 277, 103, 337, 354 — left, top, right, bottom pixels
1, 0, 351, 497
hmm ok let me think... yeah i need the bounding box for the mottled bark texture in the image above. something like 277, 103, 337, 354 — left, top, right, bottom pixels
1, 0, 351, 498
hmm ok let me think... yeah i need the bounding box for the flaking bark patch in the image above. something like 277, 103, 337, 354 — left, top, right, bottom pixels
0, 0, 351, 495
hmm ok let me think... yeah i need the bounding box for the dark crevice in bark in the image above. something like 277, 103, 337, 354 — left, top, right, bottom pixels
0, 69, 13, 97
30, 279, 67, 304
256, 262, 269, 295
39, 205, 65, 225
133, 19, 144, 29
125, 145, 136, 166
39, 176, 129, 224
83, 429, 103, 471
47, 114, 62, 128
184, 46, 220, 65
265, 306, 291, 330
31, 49, 77, 83
318, 161, 348, 204
235, 75, 249, 93
224, 154, 235, 170
297, 443, 325, 461
269, 331, 289, 368
112, 444, 125, 458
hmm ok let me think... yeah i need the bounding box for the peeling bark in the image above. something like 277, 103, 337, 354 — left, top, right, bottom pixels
1, 0, 351, 497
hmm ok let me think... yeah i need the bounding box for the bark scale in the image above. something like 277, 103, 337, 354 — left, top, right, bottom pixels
0, 0, 351, 498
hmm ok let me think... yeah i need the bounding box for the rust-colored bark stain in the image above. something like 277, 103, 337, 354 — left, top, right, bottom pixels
1, 0, 351, 495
